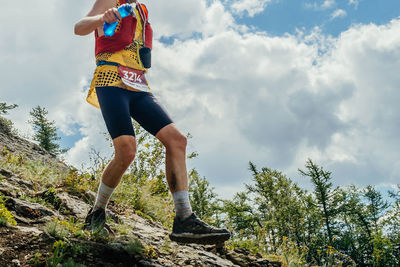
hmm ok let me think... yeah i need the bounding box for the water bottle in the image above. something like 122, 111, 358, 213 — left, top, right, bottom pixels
103, 4, 134, 37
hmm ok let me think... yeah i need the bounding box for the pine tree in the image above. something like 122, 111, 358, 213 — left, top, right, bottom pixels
28, 106, 66, 156
188, 169, 217, 220
341, 185, 373, 264
386, 185, 400, 265
0, 102, 18, 115
364, 185, 389, 232
299, 159, 343, 245
0, 102, 18, 135
247, 162, 308, 251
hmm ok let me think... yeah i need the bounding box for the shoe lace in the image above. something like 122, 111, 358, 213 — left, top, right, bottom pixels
190, 217, 212, 229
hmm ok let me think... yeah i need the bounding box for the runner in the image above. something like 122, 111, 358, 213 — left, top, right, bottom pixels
74, 0, 230, 244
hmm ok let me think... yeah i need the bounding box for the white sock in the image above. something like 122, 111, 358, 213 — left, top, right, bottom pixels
172, 190, 193, 220
93, 181, 116, 211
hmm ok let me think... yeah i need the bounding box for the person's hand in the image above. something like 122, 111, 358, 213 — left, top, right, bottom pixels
101, 7, 122, 23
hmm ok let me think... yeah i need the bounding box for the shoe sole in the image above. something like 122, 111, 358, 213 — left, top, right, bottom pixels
169, 233, 230, 245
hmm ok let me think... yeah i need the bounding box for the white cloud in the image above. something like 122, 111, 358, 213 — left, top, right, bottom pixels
1, 0, 400, 200
348, 0, 359, 9
228, 0, 273, 17
322, 0, 336, 9
331, 9, 347, 20
305, 0, 336, 10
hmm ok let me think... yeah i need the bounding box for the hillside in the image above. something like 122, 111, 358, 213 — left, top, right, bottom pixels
0, 118, 280, 267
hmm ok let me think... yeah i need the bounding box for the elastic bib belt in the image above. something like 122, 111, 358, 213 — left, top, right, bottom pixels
97, 61, 120, 67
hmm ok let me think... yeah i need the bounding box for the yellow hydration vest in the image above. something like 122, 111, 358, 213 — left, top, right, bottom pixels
87, 5, 150, 109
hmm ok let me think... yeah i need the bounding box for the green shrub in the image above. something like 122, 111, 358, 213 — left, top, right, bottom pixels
47, 240, 68, 267
45, 218, 88, 240
61, 258, 85, 267
0, 202, 17, 227
0, 116, 18, 136
29, 252, 46, 267
45, 220, 70, 240
124, 239, 143, 255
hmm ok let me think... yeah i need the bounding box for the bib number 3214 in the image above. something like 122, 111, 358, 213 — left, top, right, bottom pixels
118, 65, 149, 92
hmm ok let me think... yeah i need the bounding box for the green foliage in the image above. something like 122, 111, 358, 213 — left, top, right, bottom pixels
0, 102, 18, 115
0, 116, 18, 135
29, 252, 46, 267
363, 185, 389, 232
217, 160, 400, 266
143, 244, 159, 259
113, 222, 130, 235
277, 236, 308, 266
0, 102, 18, 135
0, 204, 17, 226
41, 187, 63, 209
299, 159, 343, 246
18, 194, 51, 208
45, 218, 89, 240
3, 110, 400, 266
222, 191, 258, 238
124, 238, 143, 255
47, 240, 68, 267
386, 185, 400, 262
61, 258, 86, 267
46, 220, 72, 240
63, 168, 97, 196
189, 169, 218, 221
0, 147, 71, 195
46, 240, 87, 267
0, 195, 17, 226
28, 105, 68, 156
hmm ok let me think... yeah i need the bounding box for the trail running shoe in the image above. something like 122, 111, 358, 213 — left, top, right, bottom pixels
169, 213, 231, 244
83, 208, 106, 232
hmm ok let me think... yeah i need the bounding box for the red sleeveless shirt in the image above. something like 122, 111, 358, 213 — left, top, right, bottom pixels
95, 0, 137, 56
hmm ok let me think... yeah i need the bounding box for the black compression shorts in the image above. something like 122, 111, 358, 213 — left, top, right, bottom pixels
95, 86, 173, 139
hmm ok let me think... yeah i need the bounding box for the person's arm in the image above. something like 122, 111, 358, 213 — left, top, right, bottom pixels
74, 0, 122, 36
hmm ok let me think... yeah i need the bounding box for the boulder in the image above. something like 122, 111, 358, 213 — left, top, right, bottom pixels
57, 192, 90, 219
5, 197, 58, 223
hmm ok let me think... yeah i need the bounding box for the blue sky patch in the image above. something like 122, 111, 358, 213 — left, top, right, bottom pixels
230, 0, 400, 37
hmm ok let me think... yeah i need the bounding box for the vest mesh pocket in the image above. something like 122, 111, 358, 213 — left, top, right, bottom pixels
94, 70, 120, 87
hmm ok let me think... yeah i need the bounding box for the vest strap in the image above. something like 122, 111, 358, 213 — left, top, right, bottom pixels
97, 61, 120, 67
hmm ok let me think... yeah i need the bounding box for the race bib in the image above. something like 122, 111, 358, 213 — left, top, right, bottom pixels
118, 65, 149, 92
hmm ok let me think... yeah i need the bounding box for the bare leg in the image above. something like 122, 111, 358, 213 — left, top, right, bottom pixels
85, 135, 137, 229
155, 124, 188, 193
157, 125, 231, 244
101, 135, 137, 188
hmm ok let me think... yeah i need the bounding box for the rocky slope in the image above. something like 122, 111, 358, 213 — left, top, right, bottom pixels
0, 119, 281, 267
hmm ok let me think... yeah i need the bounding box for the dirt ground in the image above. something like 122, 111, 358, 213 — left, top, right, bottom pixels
0, 226, 51, 266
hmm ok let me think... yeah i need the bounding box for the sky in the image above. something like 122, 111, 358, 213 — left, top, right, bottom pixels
1, 0, 400, 200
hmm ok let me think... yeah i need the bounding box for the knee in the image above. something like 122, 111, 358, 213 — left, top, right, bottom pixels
169, 133, 187, 152
116, 149, 136, 168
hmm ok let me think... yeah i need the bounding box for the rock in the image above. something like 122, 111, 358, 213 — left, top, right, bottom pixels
234, 247, 250, 254
8, 174, 34, 190
0, 184, 18, 198
0, 168, 35, 197
16, 226, 43, 235
83, 190, 96, 205
0, 168, 13, 178
11, 259, 20, 266
0, 124, 277, 267
248, 259, 282, 267
138, 259, 167, 267
268, 261, 282, 267
5, 197, 58, 223
57, 192, 90, 219
0, 131, 70, 172
225, 250, 248, 266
